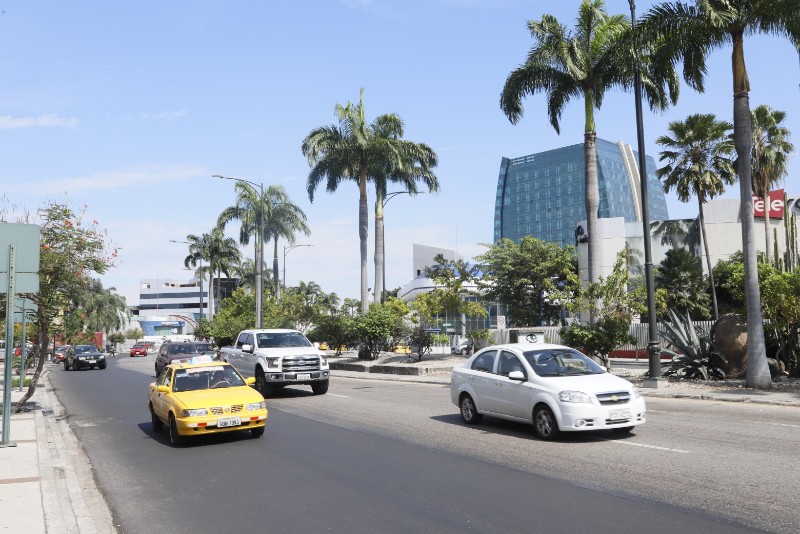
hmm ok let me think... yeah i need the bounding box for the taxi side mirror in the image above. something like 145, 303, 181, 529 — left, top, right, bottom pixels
156, 385, 169, 393
245, 377, 256, 386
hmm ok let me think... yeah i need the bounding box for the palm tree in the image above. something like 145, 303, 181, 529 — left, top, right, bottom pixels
643, 0, 800, 388
303, 88, 436, 314
500, 0, 678, 297
656, 113, 735, 322
79, 278, 129, 341
183, 228, 241, 319
263, 190, 310, 301
654, 248, 711, 319
750, 105, 794, 263
372, 139, 439, 304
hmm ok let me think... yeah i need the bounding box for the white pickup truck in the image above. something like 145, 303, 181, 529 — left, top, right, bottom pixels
219, 329, 330, 397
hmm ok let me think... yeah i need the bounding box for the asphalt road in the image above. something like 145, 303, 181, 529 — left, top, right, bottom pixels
48, 355, 799, 533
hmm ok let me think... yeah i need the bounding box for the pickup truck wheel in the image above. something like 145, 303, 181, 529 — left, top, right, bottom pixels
256, 369, 276, 398
311, 380, 329, 395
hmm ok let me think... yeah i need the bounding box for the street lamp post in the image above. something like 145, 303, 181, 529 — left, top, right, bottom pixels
380, 191, 415, 303
213, 174, 265, 328
628, 1, 664, 388
170, 240, 205, 326
283, 244, 313, 294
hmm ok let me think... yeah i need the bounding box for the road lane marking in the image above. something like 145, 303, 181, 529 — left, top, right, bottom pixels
741, 419, 800, 429
612, 441, 690, 454
328, 393, 350, 398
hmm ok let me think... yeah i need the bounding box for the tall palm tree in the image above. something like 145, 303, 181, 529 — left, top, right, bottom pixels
656, 113, 735, 321
303, 88, 435, 313
183, 228, 241, 319
263, 189, 310, 301
79, 278, 129, 340
750, 104, 794, 263
372, 138, 439, 304
654, 247, 711, 318
500, 0, 678, 297
643, 0, 800, 388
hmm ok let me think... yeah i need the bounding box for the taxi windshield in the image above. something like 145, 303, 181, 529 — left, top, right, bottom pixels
523, 349, 605, 377
172, 366, 246, 392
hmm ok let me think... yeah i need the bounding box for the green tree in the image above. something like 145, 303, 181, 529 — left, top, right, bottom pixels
750, 104, 794, 263
308, 312, 358, 356
11, 203, 116, 412
656, 113, 735, 321
500, 0, 678, 294
280, 281, 339, 333
264, 192, 310, 300
475, 237, 579, 327
183, 228, 241, 320
303, 88, 434, 314
654, 248, 711, 319
642, 0, 800, 388
77, 278, 129, 341
353, 303, 405, 360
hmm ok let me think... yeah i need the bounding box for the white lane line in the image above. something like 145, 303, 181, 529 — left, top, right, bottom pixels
741, 419, 800, 429
612, 441, 690, 454
328, 393, 350, 398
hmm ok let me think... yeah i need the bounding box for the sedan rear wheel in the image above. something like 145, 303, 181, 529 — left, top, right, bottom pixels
459, 394, 482, 425
533, 405, 560, 440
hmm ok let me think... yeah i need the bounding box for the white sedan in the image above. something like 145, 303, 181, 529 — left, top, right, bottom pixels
450, 341, 646, 440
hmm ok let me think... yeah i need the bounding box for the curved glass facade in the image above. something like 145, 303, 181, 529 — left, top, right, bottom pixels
495, 138, 668, 246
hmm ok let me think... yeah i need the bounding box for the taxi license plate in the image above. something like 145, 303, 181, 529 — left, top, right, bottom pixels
609, 409, 631, 420
297, 373, 311, 380
217, 416, 241, 428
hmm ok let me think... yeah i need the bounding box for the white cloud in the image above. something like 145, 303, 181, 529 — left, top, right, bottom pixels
31, 164, 207, 194
142, 110, 187, 121
0, 114, 78, 129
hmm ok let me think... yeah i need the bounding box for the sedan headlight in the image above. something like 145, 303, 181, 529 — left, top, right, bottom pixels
631, 388, 641, 399
558, 390, 592, 403
181, 408, 208, 417
246, 401, 267, 411
266, 357, 280, 368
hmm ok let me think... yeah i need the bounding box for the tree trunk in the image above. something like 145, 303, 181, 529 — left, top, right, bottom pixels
13, 312, 48, 413
584, 131, 600, 323
374, 196, 385, 304
733, 91, 771, 388
359, 163, 370, 314
698, 197, 719, 320
272, 238, 280, 298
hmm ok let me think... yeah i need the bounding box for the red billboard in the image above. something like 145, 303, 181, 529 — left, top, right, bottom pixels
753, 189, 785, 219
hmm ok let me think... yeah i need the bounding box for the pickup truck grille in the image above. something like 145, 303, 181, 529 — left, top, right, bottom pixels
283, 355, 321, 372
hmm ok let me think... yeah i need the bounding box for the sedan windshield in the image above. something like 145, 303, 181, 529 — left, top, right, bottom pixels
74, 345, 97, 354
172, 365, 246, 392
523, 349, 604, 377
168, 343, 212, 355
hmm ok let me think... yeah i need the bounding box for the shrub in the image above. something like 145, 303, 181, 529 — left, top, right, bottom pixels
659, 309, 727, 380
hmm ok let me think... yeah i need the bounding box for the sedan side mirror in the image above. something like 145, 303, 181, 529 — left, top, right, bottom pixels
508, 371, 526, 381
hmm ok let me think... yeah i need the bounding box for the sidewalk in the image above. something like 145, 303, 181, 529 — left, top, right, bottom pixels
1, 362, 797, 534
0, 365, 116, 533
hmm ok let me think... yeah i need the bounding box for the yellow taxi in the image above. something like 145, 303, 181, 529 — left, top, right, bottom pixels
148, 356, 268, 446
392, 344, 411, 354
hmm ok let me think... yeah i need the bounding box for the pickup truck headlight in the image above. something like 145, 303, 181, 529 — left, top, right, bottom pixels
320, 356, 328, 366
246, 401, 267, 411
182, 408, 208, 417
266, 357, 280, 368
558, 391, 592, 403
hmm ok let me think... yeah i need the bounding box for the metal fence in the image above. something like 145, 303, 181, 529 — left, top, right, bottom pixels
532, 321, 715, 352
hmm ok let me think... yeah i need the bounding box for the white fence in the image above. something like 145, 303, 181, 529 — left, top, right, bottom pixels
532, 321, 715, 352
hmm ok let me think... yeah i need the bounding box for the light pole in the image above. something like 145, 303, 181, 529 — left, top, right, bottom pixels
170, 240, 205, 326
213, 174, 265, 328
380, 191, 415, 303
283, 244, 313, 293
628, 1, 663, 388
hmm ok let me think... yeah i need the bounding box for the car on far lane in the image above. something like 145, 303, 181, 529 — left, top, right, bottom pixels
450, 340, 646, 440
53, 345, 72, 363
65, 344, 107, 371
148, 357, 268, 446
130, 344, 148, 357
155, 341, 216, 376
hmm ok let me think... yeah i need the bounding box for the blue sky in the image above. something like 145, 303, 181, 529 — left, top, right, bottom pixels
2, 0, 798, 306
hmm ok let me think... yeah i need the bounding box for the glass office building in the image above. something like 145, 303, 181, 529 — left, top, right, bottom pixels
494, 138, 669, 247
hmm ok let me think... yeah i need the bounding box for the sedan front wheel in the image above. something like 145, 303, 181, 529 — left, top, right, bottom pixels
533, 405, 560, 440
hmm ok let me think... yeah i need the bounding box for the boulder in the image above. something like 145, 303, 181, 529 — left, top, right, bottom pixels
713, 314, 748, 378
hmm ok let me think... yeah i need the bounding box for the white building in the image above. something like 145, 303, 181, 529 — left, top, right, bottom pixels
136, 277, 207, 336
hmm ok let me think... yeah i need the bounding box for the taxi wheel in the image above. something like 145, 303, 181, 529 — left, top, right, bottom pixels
168, 414, 183, 446
533, 405, 561, 441
251, 426, 265, 438
150, 405, 163, 433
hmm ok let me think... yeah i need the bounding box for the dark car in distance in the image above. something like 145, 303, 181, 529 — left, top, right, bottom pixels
155, 341, 216, 376
65, 344, 107, 371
